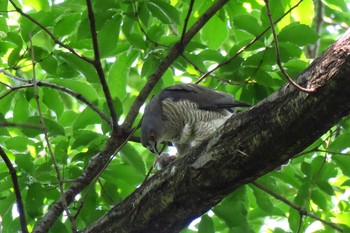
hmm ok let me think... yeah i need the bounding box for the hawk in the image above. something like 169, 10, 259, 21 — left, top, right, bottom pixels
141, 84, 250, 156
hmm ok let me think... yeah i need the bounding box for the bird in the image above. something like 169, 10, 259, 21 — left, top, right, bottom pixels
141, 84, 250, 157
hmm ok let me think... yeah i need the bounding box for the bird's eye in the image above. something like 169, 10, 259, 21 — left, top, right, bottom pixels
149, 131, 156, 141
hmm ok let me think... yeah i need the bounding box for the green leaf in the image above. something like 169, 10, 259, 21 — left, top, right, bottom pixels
278, 23, 319, 46
288, 208, 300, 232
329, 132, 350, 151
108, 51, 139, 100
332, 212, 350, 227
317, 180, 334, 195
141, 55, 160, 78
31, 30, 54, 51
198, 214, 215, 233
98, 15, 121, 58
73, 107, 101, 130
58, 110, 79, 128
120, 143, 146, 176
25, 183, 45, 218
23, 0, 50, 11
71, 130, 106, 150
311, 189, 328, 210
53, 13, 81, 37
13, 91, 30, 122
8, 47, 21, 67
125, 33, 147, 50
233, 14, 262, 36
15, 153, 34, 173
5, 137, 35, 152
54, 138, 69, 164
43, 88, 64, 118
213, 187, 247, 228
333, 156, 350, 177
147, 0, 180, 24
201, 15, 228, 49
22, 116, 65, 137
49, 78, 98, 102
40, 55, 58, 74
59, 53, 99, 83
252, 186, 273, 214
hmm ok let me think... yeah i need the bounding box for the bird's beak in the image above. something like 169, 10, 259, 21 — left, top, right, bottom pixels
147, 141, 157, 153
148, 146, 156, 153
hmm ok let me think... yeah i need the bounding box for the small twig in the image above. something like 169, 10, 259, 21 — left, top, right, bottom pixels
264, 0, 314, 93
197, 0, 305, 84
29, 34, 78, 233
0, 146, 29, 233
0, 69, 111, 126
85, 0, 117, 129
0, 80, 12, 88
180, 55, 245, 85
0, 122, 45, 130
180, 0, 195, 45
252, 181, 343, 232
0, 83, 33, 99
8, 0, 93, 65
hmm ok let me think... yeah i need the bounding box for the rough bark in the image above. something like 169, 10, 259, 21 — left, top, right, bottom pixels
82, 30, 350, 233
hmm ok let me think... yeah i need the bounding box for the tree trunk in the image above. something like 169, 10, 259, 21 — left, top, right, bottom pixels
82, 29, 350, 233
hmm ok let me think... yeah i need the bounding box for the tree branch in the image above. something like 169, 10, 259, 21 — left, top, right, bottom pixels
122, 0, 230, 130
264, 0, 315, 93
0, 122, 45, 130
0, 69, 111, 126
252, 182, 343, 232
0, 146, 28, 233
180, 0, 195, 45
85, 0, 117, 129
82, 29, 350, 233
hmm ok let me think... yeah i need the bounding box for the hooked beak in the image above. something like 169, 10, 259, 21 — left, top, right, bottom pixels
147, 142, 166, 155
147, 141, 157, 153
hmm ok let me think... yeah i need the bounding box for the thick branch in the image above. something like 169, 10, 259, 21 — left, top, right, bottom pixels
82, 30, 350, 233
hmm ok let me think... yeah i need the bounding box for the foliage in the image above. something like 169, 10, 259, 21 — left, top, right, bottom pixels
0, 0, 349, 232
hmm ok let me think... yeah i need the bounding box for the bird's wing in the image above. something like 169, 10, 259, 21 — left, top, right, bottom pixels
159, 84, 250, 111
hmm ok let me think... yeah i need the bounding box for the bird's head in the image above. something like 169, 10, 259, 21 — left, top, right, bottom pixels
141, 96, 165, 154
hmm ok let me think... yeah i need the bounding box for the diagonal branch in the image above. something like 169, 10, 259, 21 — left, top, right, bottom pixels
8, 0, 93, 64
82, 29, 350, 233
180, 0, 195, 45
0, 122, 45, 130
0, 146, 28, 233
252, 182, 343, 232
264, 0, 314, 93
122, 0, 230, 130
85, 0, 118, 129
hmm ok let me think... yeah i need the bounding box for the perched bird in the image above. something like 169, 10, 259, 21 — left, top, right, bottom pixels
141, 84, 250, 156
